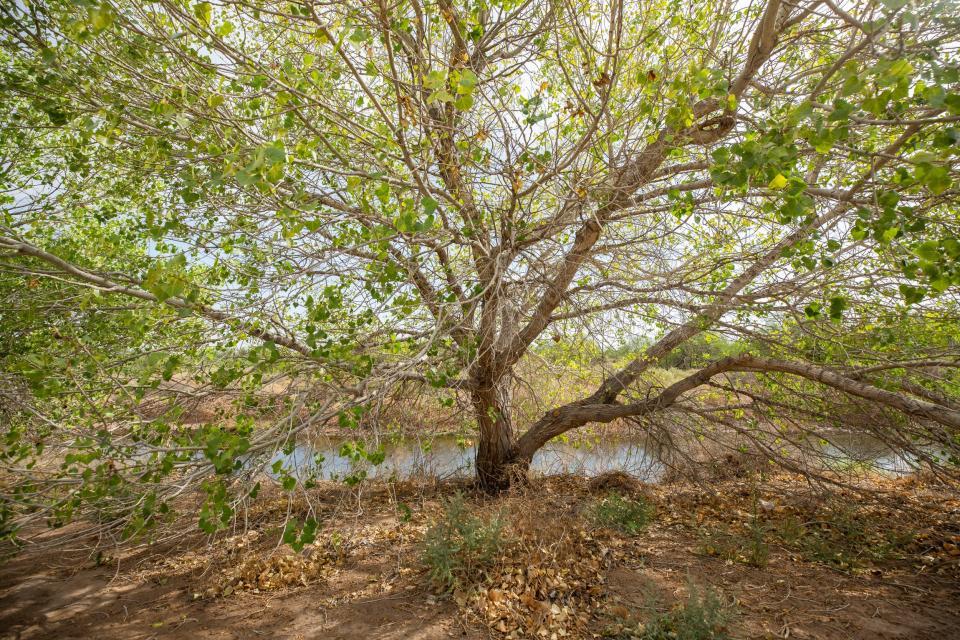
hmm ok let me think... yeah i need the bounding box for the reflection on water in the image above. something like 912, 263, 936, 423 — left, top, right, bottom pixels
267, 435, 666, 483
264, 431, 943, 484
816, 432, 935, 476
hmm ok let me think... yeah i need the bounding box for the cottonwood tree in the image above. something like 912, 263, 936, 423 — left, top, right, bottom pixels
1, 0, 960, 539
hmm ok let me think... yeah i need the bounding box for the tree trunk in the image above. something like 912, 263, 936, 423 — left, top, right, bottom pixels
472, 376, 523, 491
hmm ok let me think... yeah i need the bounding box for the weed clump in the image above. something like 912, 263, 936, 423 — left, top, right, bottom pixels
698, 523, 770, 568
422, 492, 504, 593
640, 586, 733, 640
773, 505, 914, 570
592, 491, 654, 535
607, 585, 733, 640
698, 499, 914, 572
698, 493, 770, 568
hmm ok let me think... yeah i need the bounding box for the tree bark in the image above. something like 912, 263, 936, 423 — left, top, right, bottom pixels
471, 375, 522, 491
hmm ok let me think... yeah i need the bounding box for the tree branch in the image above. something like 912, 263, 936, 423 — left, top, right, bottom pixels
515, 355, 960, 459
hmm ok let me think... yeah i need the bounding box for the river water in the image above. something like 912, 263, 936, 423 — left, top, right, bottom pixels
266, 431, 934, 484
269, 435, 666, 482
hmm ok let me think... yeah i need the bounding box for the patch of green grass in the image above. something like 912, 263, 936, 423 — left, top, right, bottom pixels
697, 522, 769, 569
772, 515, 805, 546
697, 490, 770, 569
641, 586, 733, 639
640, 586, 733, 640
592, 492, 655, 536
772, 506, 914, 570
610, 585, 734, 640
421, 492, 504, 593
699, 502, 915, 573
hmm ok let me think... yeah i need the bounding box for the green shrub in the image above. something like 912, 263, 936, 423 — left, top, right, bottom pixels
640, 586, 733, 640
422, 492, 504, 592
592, 492, 654, 536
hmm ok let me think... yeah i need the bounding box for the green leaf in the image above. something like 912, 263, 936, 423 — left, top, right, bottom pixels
43, 106, 70, 126
945, 93, 960, 116
89, 6, 115, 33
828, 99, 854, 122
282, 520, 298, 545
349, 27, 371, 44
263, 142, 286, 164
922, 165, 952, 195
457, 69, 478, 94
143, 254, 188, 303
786, 101, 813, 126
881, 226, 900, 243
913, 241, 940, 262
884, 59, 913, 83
930, 277, 950, 294
899, 284, 925, 305
828, 296, 848, 322
428, 90, 454, 104
194, 2, 212, 27
423, 71, 446, 90
422, 196, 438, 216
943, 238, 960, 258
374, 182, 391, 205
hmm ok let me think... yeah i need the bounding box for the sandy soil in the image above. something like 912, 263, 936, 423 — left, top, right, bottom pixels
1, 473, 958, 640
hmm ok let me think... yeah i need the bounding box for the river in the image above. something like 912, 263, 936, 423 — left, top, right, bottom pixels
266, 431, 934, 483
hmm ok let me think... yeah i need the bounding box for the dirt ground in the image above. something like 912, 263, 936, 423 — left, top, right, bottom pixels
1, 472, 959, 640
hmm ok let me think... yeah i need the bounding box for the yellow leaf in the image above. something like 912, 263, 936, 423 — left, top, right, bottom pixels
769, 173, 788, 189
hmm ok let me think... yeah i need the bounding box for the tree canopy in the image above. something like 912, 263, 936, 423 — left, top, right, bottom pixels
1, 0, 959, 541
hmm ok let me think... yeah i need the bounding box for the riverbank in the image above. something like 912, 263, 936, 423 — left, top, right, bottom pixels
2, 466, 959, 640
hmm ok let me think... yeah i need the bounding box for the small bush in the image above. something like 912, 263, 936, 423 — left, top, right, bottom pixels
422, 492, 504, 593
639, 586, 733, 640
592, 492, 654, 535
